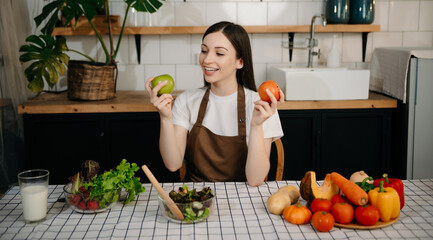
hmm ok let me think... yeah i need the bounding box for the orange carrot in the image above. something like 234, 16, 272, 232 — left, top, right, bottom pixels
331, 172, 368, 206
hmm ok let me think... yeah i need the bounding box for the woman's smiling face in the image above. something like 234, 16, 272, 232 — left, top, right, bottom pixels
199, 32, 243, 87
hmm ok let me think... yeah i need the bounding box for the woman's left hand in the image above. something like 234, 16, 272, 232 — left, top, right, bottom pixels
252, 89, 285, 126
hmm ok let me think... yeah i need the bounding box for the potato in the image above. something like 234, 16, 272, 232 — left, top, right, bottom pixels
267, 185, 300, 215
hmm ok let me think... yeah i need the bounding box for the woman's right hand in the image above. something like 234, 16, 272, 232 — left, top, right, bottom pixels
145, 77, 174, 119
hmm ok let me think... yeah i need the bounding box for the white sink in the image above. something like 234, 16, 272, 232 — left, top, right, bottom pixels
270, 66, 370, 100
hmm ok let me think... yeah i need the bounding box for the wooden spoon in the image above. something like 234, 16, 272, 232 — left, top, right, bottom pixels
141, 165, 185, 220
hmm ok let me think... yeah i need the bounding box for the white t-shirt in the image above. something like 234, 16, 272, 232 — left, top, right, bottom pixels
172, 87, 284, 145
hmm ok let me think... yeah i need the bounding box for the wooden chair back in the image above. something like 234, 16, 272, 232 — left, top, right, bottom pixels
179, 138, 285, 181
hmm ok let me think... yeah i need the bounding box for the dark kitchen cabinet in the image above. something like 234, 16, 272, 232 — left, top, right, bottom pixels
277, 111, 319, 180
278, 109, 393, 180
23, 113, 179, 184
102, 113, 178, 183
23, 108, 394, 184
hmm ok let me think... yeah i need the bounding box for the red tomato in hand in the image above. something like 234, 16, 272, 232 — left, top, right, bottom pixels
310, 198, 333, 213
258, 80, 280, 103
331, 203, 354, 224
312, 211, 335, 232
355, 204, 380, 226
331, 194, 348, 205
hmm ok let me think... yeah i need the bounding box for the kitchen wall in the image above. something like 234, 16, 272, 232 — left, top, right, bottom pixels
25, 0, 433, 91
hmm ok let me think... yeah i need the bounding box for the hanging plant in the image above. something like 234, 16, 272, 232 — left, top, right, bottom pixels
19, 0, 164, 93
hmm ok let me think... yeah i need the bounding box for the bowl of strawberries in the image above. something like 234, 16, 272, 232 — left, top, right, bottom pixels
63, 182, 120, 213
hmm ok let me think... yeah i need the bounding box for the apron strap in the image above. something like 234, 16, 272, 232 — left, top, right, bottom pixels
237, 84, 247, 139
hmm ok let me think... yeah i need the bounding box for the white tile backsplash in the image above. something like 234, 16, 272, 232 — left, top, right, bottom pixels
372, 32, 403, 48
116, 65, 145, 90
191, 35, 202, 65
254, 63, 267, 88
98, 35, 129, 64
175, 2, 206, 26
238, 2, 268, 25
419, 1, 433, 31
388, 1, 420, 31
267, 2, 298, 25
23, 0, 433, 91
298, 2, 325, 25
342, 33, 363, 63
206, 2, 237, 25
128, 36, 139, 65
373, 1, 389, 31
65, 36, 98, 62
149, 2, 176, 26
175, 65, 204, 90
160, 35, 191, 64
252, 34, 283, 64
403, 32, 433, 47
140, 35, 160, 65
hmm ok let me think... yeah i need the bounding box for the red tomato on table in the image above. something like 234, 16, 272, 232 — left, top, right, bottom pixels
331, 194, 348, 205
310, 198, 333, 213
312, 211, 335, 232
355, 204, 380, 226
258, 80, 280, 103
331, 202, 354, 224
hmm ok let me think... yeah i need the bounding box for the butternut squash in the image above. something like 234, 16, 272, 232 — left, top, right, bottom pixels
300, 171, 339, 204
267, 185, 300, 215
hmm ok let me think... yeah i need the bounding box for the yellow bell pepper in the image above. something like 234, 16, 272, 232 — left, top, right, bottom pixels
368, 181, 400, 222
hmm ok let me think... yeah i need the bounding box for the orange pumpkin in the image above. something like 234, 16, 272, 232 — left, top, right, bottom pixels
282, 200, 312, 224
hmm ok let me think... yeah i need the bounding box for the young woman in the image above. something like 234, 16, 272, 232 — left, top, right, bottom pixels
145, 21, 284, 186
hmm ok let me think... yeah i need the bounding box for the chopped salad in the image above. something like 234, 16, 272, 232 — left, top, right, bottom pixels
166, 185, 214, 223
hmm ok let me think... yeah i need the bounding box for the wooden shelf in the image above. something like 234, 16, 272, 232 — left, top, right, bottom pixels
52, 24, 379, 63
52, 24, 380, 36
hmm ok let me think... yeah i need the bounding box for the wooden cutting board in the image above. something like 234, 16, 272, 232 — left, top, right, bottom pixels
334, 215, 399, 229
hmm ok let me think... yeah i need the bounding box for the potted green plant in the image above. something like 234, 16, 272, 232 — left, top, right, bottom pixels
19, 0, 164, 100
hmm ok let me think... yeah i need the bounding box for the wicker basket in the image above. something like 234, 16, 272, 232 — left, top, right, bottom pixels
67, 61, 117, 101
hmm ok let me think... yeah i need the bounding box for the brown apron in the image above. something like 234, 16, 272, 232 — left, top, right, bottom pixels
183, 84, 248, 182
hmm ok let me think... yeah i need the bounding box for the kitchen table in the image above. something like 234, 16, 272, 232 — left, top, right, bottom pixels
0, 180, 432, 240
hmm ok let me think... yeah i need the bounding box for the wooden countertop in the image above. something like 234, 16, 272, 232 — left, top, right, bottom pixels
18, 91, 396, 114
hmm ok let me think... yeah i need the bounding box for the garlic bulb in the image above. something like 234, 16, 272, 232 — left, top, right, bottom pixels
350, 171, 373, 184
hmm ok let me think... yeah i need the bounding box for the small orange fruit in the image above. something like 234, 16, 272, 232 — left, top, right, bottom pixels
258, 80, 280, 103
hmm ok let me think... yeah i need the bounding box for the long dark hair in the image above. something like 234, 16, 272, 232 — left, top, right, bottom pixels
202, 21, 257, 91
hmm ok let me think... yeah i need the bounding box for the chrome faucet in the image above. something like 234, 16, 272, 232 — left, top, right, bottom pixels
307, 14, 327, 68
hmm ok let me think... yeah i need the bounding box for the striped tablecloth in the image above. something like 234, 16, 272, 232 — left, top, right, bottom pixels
0, 180, 432, 239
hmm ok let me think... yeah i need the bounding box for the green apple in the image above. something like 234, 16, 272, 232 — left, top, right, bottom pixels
151, 74, 175, 96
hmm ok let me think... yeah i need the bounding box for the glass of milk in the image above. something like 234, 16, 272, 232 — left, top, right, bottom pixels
17, 169, 50, 224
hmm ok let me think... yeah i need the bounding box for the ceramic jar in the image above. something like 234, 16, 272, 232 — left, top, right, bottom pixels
350, 0, 375, 24
326, 0, 350, 24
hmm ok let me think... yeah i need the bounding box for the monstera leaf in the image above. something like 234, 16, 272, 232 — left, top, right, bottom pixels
126, 0, 164, 13
19, 35, 69, 92
35, 0, 103, 35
